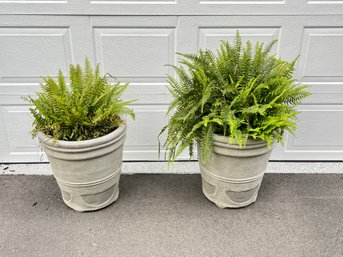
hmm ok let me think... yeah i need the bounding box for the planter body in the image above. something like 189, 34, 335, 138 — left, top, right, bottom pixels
198, 134, 274, 208
38, 124, 126, 212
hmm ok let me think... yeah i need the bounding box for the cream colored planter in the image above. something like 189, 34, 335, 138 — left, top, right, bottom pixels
38, 124, 126, 212
198, 135, 274, 208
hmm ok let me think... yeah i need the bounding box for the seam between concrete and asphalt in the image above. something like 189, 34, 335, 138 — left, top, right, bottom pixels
1, 161, 342, 175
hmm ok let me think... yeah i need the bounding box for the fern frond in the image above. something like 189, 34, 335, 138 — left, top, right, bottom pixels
26, 58, 136, 141
159, 32, 311, 163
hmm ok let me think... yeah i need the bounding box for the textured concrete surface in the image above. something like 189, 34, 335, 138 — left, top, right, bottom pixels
1, 161, 343, 175
0, 174, 343, 257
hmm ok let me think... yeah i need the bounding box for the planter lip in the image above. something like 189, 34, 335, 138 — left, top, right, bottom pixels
211, 133, 276, 152
213, 134, 275, 145
38, 122, 126, 150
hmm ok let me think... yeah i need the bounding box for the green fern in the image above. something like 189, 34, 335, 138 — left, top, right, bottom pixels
160, 31, 311, 163
26, 59, 135, 141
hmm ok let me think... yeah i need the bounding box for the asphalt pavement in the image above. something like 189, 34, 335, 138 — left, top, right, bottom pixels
1, 174, 342, 257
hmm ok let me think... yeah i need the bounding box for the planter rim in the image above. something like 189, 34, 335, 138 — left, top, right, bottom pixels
213, 134, 271, 147
38, 123, 126, 150
213, 133, 267, 144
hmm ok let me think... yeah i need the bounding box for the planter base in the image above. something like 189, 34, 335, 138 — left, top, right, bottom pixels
201, 166, 263, 208
198, 135, 274, 208
56, 167, 121, 212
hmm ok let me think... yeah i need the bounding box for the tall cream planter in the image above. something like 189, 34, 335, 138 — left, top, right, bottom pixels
199, 134, 274, 208
38, 124, 126, 212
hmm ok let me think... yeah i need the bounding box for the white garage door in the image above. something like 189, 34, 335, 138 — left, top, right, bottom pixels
1, 2, 343, 162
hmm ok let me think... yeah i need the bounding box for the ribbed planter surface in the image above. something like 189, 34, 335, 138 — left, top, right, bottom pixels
38, 124, 126, 212
198, 134, 274, 208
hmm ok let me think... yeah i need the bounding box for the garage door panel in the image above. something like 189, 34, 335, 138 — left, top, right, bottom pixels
286, 105, 343, 151
299, 28, 343, 79
0, 27, 73, 82
91, 16, 177, 109
2, 106, 34, 152
0, 106, 43, 162
199, 27, 281, 54
124, 105, 191, 160
125, 105, 167, 151
271, 105, 343, 160
178, 16, 293, 57
122, 82, 171, 105
0, 83, 39, 104
93, 28, 175, 78
302, 82, 343, 105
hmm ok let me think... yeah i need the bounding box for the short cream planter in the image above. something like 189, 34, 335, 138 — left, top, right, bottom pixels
198, 134, 274, 208
38, 124, 126, 212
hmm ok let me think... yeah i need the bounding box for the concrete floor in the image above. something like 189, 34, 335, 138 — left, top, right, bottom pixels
2, 162, 343, 175
0, 174, 342, 257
